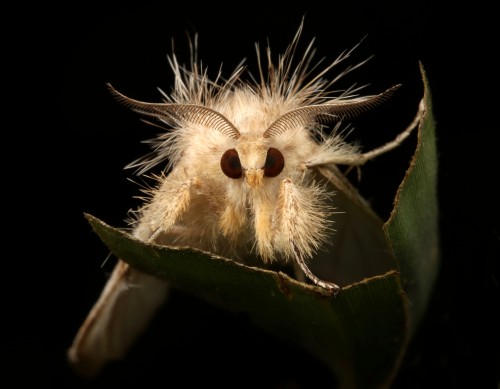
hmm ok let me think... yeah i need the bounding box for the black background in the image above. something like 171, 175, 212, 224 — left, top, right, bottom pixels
6, 2, 497, 388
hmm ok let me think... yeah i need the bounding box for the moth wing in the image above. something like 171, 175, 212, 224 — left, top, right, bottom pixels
67, 260, 169, 377
310, 165, 396, 286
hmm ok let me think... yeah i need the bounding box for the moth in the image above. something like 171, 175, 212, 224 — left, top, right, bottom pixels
68, 23, 424, 377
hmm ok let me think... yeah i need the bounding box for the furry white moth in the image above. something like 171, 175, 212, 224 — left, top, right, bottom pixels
68, 23, 424, 377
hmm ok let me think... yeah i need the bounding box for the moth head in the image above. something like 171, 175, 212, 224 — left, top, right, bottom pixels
220, 139, 285, 187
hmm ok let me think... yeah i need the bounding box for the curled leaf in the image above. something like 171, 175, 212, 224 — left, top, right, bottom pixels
83, 64, 438, 387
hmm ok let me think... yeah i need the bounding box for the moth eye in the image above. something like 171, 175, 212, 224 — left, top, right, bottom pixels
264, 147, 285, 177
220, 149, 242, 179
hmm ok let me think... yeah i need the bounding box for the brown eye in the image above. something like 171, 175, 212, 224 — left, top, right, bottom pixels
264, 147, 285, 177
220, 149, 242, 179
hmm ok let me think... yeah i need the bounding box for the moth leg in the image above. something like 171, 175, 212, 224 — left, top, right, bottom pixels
273, 178, 340, 294
143, 177, 199, 243
356, 98, 425, 163
291, 260, 307, 283
292, 245, 340, 294
306, 98, 425, 167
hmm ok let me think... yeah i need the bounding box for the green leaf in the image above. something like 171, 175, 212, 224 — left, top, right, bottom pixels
86, 213, 409, 388
84, 64, 438, 387
384, 63, 440, 333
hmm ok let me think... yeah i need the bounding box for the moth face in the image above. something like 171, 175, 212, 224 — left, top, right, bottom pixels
220, 140, 285, 187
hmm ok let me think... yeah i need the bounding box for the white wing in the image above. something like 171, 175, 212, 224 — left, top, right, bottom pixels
67, 260, 169, 377
309, 166, 396, 286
